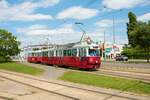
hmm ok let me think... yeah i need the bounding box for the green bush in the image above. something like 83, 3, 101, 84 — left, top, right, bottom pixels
122, 47, 147, 59
0, 56, 11, 63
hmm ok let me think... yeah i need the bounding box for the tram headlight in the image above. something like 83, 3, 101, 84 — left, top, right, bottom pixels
89, 58, 93, 62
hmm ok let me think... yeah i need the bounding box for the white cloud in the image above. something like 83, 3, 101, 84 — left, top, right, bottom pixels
17, 24, 84, 45
57, 6, 99, 20
17, 24, 52, 36
39, 0, 59, 7
0, 0, 59, 21
138, 13, 150, 21
102, 0, 150, 10
96, 19, 126, 27
12, 13, 52, 21
17, 24, 76, 36
96, 19, 113, 27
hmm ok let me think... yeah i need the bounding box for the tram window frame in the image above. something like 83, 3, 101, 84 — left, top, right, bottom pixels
43, 51, 48, 57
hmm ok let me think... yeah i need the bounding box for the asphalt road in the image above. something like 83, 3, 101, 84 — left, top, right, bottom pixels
102, 61, 150, 68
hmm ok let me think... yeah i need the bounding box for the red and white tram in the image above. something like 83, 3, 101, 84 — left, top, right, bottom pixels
27, 42, 101, 70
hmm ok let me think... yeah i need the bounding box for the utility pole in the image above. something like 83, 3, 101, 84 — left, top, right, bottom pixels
103, 31, 106, 60
113, 16, 115, 44
104, 31, 106, 43
113, 15, 116, 59
46, 36, 50, 49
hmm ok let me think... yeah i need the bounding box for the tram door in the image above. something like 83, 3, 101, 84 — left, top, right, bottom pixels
79, 48, 87, 67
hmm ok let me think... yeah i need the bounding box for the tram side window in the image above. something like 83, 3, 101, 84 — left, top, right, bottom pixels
63, 50, 67, 56
79, 48, 86, 57
38, 52, 40, 56
59, 50, 62, 56
49, 51, 53, 57
48, 51, 51, 57
43, 51, 48, 57
72, 49, 77, 56
36, 53, 38, 57
79, 48, 82, 57
48, 51, 50, 57
67, 49, 71, 56
56, 50, 58, 56
49, 51, 54, 57
34, 53, 36, 57
52, 51, 54, 56
40, 52, 42, 56
37, 53, 40, 56
35, 53, 38, 57
32, 53, 34, 57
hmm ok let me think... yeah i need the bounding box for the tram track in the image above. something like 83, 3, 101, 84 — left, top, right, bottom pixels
0, 70, 148, 100
20, 62, 150, 86
22, 62, 150, 83
53, 66, 150, 83
96, 69, 150, 83
56, 66, 150, 83
0, 70, 78, 100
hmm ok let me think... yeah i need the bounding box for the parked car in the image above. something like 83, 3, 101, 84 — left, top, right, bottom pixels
115, 55, 128, 61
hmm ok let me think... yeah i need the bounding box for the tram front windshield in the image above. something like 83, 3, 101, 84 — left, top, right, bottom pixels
89, 49, 100, 56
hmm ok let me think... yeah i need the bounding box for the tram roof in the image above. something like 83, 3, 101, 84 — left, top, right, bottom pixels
28, 41, 99, 52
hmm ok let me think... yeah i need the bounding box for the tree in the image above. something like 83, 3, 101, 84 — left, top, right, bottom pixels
0, 29, 20, 62
126, 12, 150, 62
133, 22, 150, 62
127, 12, 138, 47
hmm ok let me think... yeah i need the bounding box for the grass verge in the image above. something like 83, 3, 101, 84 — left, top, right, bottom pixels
59, 71, 150, 94
0, 62, 44, 75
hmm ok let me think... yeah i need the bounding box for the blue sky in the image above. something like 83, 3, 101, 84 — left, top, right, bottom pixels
0, 0, 150, 47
